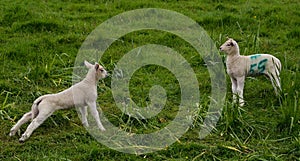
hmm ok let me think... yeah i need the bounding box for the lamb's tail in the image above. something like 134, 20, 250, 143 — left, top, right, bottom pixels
271, 57, 282, 93
31, 96, 46, 120
275, 57, 282, 75
271, 57, 281, 75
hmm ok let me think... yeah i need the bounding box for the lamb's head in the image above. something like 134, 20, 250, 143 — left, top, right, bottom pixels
219, 38, 239, 55
84, 60, 108, 81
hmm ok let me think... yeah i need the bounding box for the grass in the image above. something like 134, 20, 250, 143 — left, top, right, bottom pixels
1, 0, 300, 160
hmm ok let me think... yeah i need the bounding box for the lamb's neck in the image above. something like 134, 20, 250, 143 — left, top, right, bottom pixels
226, 52, 241, 65
83, 73, 98, 86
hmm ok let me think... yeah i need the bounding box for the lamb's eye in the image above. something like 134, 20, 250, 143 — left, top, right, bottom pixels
100, 69, 104, 72
226, 44, 231, 46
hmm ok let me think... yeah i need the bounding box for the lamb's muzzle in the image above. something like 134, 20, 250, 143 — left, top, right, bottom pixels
9, 60, 108, 142
220, 38, 281, 106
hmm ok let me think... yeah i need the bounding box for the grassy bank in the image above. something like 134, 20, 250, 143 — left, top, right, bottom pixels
1, 0, 299, 160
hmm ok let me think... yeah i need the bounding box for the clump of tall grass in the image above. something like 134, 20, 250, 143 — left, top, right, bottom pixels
0, 91, 15, 121
276, 56, 300, 135
219, 101, 256, 141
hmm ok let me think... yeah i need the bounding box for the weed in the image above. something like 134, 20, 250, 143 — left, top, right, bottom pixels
0, 91, 15, 121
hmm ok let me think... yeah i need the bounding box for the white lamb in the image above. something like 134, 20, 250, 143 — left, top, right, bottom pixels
9, 61, 107, 142
220, 38, 281, 106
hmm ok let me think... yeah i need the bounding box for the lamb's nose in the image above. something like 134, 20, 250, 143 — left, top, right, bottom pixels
219, 47, 222, 50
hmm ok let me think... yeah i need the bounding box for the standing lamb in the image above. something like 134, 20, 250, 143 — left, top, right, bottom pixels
9, 61, 107, 142
220, 38, 281, 106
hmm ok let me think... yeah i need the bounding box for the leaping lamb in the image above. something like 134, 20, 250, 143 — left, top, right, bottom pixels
220, 38, 281, 106
9, 61, 108, 142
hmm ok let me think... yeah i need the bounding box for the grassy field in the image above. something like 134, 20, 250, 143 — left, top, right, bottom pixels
1, 0, 300, 160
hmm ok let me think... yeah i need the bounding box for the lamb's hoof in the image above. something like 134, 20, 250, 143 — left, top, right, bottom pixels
9, 131, 15, 137
239, 102, 245, 107
19, 139, 25, 143
9, 128, 21, 137
100, 128, 106, 132
19, 134, 28, 143
82, 122, 89, 128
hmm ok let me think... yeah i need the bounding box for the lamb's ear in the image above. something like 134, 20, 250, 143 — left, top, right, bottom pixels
84, 60, 93, 69
229, 39, 235, 46
95, 63, 100, 70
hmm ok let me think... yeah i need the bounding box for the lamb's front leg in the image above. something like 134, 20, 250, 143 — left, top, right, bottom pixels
79, 106, 89, 127
236, 76, 245, 106
230, 77, 238, 104
87, 101, 106, 131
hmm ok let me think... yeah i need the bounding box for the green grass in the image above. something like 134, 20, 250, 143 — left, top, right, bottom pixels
1, 0, 300, 160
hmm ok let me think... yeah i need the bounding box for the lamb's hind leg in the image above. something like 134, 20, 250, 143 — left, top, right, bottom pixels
19, 108, 53, 142
268, 72, 281, 95
9, 112, 32, 136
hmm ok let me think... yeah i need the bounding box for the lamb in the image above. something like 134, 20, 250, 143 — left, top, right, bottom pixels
9, 61, 107, 142
220, 38, 281, 106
